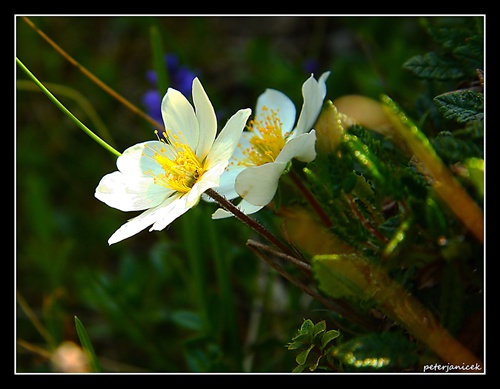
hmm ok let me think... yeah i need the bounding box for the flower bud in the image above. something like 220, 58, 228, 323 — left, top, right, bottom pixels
333, 95, 392, 136
314, 100, 345, 154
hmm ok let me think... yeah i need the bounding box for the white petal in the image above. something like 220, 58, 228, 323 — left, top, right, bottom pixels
212, 199, 264, 219
255, 89, 296, 135
116, 142, 156, 177
107, 196, 180, 244
150, 194, 192, 231
192, 78, 217, 160
294, 72, 330, 136
235, 162, 287, 206
95, 171, 170, 212
161, 86, 199, 151
206, 108, 251, 168
317, 71, 330, 97
275, 130, 317, 164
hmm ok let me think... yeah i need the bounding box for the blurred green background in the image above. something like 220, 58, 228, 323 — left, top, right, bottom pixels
16, 16, 445, 372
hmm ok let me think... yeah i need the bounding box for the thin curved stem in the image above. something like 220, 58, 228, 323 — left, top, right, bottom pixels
16, 57, 121, 158
22, 16, 165, 132
205, 188, 297, 260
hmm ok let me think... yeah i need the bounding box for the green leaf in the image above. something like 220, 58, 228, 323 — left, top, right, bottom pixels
74, 316, 102, 373
312, 320, 326, 337
333, 332, 418, 371
300, 319, 314, 333
170, 310, 203, 331
312, 254, 372, 299
287, 341, 306, 351
295, 344, 314, 366
463, 157, 484, 198
434, 90, 484, 123
341, 133, 387, 187
292, 364, 307, 373
431, 131, 483, 164
403, 52, 465, 80
321, 330, 341, 350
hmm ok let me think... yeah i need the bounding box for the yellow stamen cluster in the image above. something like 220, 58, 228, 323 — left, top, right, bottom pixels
144, 130, 205, 193
238, 106, 288, 166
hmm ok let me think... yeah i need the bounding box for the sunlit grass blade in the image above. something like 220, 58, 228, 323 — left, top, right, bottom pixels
74, 316, 102, 373
16, 57, 121, 158
381, 94, 483, 243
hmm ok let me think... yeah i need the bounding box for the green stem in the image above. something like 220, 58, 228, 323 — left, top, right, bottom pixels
17, 79, 116, 146
16, 57, 121, 158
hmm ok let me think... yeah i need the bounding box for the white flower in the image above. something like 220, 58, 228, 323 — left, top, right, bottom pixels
95, 77, 251, 244
212, 72, 330, 219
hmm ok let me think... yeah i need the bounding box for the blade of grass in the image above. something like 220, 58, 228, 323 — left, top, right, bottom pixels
17, 79, 116, 146
205, 216, 242, 369
16, 57, 121, 157
74, 316, 102, 373
150, 24, 170, 97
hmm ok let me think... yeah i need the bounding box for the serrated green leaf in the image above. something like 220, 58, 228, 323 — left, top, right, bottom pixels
403, 52, 465, 80
434, 90, 484, 123
341, 133, 386, 186
431, 131, 483, 164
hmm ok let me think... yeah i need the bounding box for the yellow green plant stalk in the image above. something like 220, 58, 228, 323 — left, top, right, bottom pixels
381, 95, 483, 243
313, 254, 483, 371
16, 57, 121, 158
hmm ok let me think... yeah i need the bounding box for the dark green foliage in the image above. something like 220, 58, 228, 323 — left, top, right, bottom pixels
434, 90, 483, 124
404, 17, 483, 82
404, 52, 466, 81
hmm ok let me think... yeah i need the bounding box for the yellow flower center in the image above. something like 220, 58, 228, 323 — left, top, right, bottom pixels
237, 106, 289, 166
144, 130, 205, 193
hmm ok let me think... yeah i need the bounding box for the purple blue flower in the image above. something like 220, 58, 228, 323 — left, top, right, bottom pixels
142, 54, 197, 126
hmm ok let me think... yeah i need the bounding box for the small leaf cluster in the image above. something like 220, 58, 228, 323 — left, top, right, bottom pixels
286, 319, 340, 372
403, 18, 483, 81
